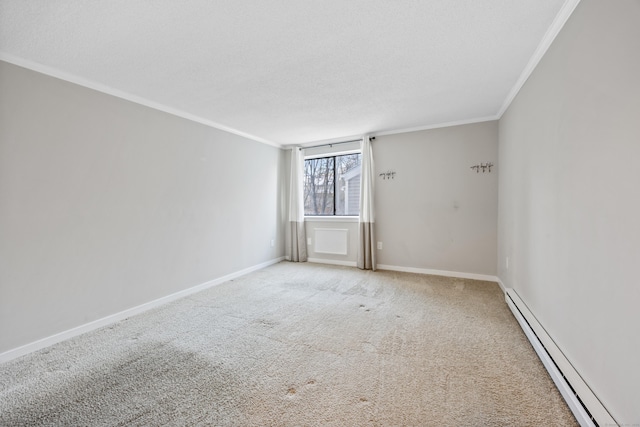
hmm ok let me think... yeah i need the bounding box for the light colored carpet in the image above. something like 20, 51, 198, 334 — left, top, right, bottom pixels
0, 262, 577, 426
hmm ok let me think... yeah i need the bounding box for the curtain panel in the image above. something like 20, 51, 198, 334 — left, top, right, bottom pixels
357, 136, 376, 270
288, 147, 307, 262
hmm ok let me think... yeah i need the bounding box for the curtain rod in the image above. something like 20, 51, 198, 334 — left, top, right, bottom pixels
299, 137, 375, 150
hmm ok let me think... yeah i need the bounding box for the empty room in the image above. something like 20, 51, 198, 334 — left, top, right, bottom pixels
1, 0, 638, 425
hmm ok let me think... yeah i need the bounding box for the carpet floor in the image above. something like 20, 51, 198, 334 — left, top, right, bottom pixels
0, 262, 577, 426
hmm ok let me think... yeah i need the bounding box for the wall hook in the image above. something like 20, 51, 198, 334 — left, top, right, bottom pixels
470, 162, 493, 173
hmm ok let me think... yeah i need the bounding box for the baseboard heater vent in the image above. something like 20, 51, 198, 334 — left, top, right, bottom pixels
505, 289, 617, 427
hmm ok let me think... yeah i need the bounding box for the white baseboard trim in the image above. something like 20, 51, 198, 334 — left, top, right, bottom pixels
0, 256, 285, 364
377, 264, 499, 283
307, 257, 357, 267
505, 288, 616, 427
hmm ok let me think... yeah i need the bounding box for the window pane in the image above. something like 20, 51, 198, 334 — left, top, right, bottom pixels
303, 153, 361, 216
336, 154, 361, 216
304, 157, 335, 215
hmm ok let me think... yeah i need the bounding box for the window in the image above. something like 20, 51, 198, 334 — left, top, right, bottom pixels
304, 153, 361, 216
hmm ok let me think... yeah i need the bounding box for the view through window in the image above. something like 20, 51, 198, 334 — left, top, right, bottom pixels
304, 153, 361, 216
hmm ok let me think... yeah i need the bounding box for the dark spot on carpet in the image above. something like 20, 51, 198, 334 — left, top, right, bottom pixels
253, 319, 278, 328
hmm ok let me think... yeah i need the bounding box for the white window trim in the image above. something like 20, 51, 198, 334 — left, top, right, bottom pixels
304, 216, 359, 223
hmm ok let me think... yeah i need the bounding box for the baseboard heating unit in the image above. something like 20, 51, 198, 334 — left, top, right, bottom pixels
505, 289, 617, 427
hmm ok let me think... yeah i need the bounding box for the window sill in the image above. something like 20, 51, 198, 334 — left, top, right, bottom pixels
304, 216, 359, 223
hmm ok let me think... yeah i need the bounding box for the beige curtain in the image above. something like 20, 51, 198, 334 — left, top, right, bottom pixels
357, 136, 376, 270
288, 147, 307, 262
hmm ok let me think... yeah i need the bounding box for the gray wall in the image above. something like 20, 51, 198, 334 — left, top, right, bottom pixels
497, 0, 640, 423
292, 123, 498, 275
0, 61, 286, 353
374, 122, 498, 275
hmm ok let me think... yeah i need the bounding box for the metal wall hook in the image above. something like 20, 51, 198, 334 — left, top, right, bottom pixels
470, 162, 493, 173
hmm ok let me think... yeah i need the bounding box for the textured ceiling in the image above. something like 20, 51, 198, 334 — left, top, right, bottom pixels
0, 0, 573, 146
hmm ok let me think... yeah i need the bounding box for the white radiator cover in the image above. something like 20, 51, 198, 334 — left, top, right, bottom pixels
314, 228, 348, 255
505, 288, 617, 427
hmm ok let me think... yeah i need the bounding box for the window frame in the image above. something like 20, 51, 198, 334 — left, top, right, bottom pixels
303, 149, 361, 218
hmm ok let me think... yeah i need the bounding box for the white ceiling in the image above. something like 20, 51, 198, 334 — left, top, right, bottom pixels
0, 1, 576, 146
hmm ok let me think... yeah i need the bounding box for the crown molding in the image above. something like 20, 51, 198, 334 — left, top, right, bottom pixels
372, 115, 499, 138
0, 53, 281, 148
3, 0, 581, 150
496, 0, 581, 118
